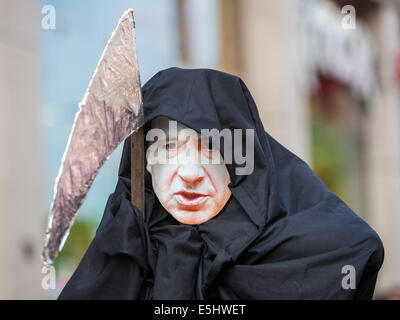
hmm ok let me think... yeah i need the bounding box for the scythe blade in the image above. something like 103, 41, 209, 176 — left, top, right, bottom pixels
42, 9, 143, 266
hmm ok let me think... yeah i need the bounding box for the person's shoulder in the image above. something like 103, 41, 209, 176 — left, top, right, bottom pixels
278, 192, 384, 262
320, 195, 384, 266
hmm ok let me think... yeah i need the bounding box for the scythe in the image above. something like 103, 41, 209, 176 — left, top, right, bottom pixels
42, 9, 144, 267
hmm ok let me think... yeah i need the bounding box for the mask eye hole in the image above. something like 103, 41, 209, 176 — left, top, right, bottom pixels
165, 141, 177, 151
202, 138, 216, 151
200, 138, 219, 160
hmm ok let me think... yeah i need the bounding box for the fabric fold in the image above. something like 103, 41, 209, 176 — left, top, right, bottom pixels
96, 191, 148, 271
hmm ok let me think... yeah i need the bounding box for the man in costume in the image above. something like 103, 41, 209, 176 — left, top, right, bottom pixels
58, 67, 384, 299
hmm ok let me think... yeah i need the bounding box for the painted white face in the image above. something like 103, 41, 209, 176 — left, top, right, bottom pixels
146, 117, 232, 225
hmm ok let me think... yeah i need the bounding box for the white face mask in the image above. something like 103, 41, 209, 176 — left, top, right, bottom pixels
146, 116, 232, 225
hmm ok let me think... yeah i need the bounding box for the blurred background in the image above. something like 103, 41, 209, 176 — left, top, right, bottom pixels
0, 0, 399, 299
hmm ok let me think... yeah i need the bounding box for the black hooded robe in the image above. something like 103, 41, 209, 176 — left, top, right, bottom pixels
58, 67, 384, 300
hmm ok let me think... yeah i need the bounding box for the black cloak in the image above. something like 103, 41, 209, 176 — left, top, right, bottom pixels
58, 67, 384, 300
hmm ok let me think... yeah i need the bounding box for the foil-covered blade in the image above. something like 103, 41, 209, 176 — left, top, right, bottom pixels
42, 9, 143, 266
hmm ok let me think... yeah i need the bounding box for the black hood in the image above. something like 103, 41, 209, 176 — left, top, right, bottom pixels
123, 67, 278, 227
58, 67, 384, 300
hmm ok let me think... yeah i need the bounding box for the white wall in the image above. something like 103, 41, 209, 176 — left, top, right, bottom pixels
0, 0, 48, 299
240, 0, 311, 164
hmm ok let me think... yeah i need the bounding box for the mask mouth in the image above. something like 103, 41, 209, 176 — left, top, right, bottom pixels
175, 191, 207, 200
173, 191, 209, 208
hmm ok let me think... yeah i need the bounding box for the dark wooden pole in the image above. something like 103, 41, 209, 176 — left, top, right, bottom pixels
176, 0, 189, 65
131, 126, 145, 218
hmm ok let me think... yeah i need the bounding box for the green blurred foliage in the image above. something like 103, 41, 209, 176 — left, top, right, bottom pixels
54, 217, 98, 280
311, 120, 348, 203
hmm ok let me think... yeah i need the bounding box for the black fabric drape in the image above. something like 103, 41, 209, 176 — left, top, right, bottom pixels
58, 67, 384, 300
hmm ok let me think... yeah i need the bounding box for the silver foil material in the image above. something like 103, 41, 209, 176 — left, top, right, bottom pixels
42, 9, 143, 266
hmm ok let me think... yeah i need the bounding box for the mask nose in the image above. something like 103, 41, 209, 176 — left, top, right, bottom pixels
176, 134, 205, 185
177, 162, 205, 185
178, 154, 205, 185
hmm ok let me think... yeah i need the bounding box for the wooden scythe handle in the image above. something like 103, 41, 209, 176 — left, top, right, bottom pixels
130, 126, 145, 219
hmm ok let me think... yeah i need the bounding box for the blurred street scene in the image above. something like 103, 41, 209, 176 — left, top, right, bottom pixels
0, 0, 399, 299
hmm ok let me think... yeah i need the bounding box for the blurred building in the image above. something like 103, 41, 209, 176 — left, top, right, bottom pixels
215, 0, 400, 297
1, 0, 399, 299
0, 0, 47, 299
